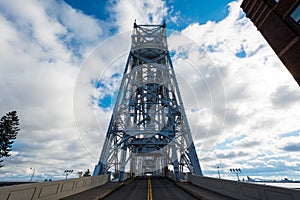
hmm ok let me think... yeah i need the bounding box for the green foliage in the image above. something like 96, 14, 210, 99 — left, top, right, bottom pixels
83, 169, 91, 177
77, 171, 83, 177
0, 111, 20, 167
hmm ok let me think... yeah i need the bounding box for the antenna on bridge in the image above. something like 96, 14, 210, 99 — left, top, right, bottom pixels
93, 22, 203, 181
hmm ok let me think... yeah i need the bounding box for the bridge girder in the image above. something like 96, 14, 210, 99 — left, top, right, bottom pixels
93, 22, 203, 181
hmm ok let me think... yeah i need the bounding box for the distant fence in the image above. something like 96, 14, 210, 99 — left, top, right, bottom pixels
0, 174, 110, 200
188, 174, 300, 200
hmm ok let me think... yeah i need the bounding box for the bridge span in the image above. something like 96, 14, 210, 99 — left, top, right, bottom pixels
1, 174, 300, 200
63, 176, 232, 200
63, 176, 233, 200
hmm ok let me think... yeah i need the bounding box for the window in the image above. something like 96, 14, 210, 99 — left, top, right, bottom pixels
291, 4, 300, 24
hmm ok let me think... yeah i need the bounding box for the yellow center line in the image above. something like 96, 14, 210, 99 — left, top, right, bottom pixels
147, 176, 153, 200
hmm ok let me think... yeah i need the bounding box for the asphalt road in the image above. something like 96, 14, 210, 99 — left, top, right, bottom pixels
104, 176, 197, 200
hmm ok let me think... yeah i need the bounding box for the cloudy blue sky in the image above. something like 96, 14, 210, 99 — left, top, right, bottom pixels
0, 0, 300, 181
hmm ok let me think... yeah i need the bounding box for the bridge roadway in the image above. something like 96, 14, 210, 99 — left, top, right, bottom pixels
63, 176, 235, 200
104, 176, 196, 200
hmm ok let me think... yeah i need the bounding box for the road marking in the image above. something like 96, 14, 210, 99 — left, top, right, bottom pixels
147, 176, 153, 200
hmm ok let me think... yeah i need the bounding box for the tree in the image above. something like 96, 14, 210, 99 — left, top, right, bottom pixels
77, 171, 83, 178
83, 169, 91, 177
0, 111, 20, 167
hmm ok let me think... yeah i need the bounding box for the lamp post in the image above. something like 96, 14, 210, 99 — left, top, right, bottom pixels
230, 168, 242, 181
30, 167, 35, 182
217, 166, 221, 179
64, 169, 73, 180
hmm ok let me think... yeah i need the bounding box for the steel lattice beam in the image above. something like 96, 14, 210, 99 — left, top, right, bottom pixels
93, 22, 203, 181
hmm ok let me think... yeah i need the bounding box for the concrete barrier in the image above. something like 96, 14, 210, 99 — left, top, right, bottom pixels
188, 174, 300, 200
0, 174, 110, 200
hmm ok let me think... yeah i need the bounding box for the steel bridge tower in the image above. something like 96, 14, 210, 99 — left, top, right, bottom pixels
93, 22, 203, 181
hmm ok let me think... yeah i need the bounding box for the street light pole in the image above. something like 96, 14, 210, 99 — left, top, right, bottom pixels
217, 166, 221, 179
230, 168, 242, 181
30, 168, 35, 182
64, 169, 73, 180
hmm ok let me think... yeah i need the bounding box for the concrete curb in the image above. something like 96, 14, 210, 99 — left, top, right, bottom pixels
164, 177, 209, 200
173, 181, 209, 200
96, 178, 133, 200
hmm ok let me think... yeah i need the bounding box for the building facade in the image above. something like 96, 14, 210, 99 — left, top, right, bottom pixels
241, 0, 300, 85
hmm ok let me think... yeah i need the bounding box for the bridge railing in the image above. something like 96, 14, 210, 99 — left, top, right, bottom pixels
0, 174, 110, 200
187, 174, 300, 200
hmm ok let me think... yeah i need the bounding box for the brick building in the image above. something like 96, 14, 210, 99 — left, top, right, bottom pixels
241, 0, 300, 85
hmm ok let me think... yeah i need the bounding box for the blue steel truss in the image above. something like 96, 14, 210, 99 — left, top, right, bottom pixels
93, 22, 203, 181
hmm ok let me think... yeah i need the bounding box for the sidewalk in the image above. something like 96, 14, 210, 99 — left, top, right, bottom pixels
175, 182, 237, 200
61, 182, 124, 200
